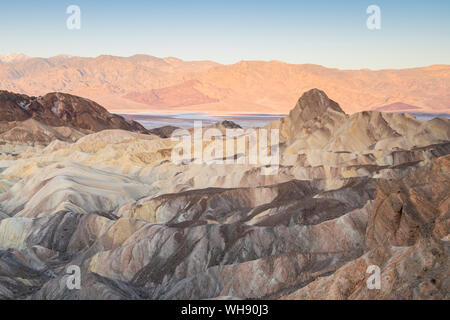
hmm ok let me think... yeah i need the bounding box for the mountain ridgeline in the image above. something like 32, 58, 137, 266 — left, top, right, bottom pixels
0, 54, 449, 114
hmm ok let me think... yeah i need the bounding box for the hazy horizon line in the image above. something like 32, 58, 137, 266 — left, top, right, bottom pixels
1, 52, 449, 72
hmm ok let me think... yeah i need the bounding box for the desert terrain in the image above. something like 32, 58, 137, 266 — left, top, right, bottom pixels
0, 88, 448, 299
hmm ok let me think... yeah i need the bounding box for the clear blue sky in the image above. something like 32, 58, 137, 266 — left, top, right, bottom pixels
1, 0, 449, 69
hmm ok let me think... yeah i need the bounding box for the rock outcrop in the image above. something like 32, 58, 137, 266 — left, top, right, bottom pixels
283, 155, 450, 299
0, 119, 85, 144
0, 91, 149, 136
148, 125, 180, 138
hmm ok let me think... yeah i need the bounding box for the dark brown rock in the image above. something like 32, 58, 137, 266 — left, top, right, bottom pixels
0, 90, 149, 134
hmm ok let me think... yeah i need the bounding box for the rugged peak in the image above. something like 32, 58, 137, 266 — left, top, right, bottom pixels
268, 89, 349, 143
290, 89, 345, 122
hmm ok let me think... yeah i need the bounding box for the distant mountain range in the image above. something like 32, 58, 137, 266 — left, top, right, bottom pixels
0, 53, 449, 114
0, 88, 449, 299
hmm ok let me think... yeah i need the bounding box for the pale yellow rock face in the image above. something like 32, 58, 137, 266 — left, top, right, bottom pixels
0, 217, 35, 250
0, 162, 151, 218
100, 218, 148, 249
0, 119, 86, 145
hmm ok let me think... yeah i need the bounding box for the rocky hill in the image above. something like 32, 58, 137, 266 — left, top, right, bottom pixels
269, 89, 449, 153
0, 90, 149, 144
